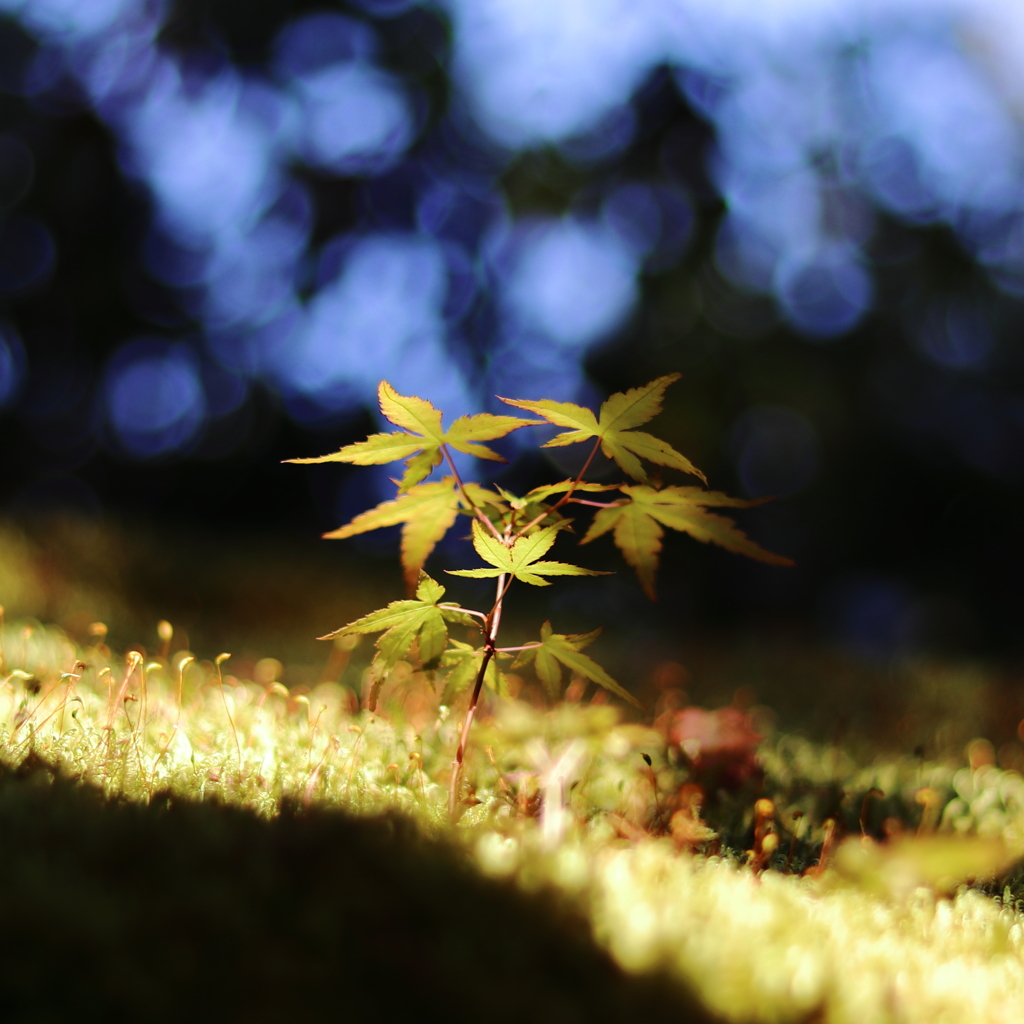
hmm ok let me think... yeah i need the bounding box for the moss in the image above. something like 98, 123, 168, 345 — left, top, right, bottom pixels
3, 617, 1024, 1023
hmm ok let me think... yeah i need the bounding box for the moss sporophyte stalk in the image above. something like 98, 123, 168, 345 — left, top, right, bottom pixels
286, 376, 792, 816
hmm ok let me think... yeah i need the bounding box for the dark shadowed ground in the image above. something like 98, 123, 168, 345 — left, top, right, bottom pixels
0, 755, 722, 1024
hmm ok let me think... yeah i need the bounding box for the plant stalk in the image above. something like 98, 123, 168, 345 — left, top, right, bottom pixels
441, 446, 505, 542
516, 437, 603, 534
448, 573, 506, 817
567, 498, 627, 508
446, 436, 600, 816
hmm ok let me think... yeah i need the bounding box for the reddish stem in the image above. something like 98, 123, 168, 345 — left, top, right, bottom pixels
515, 437, 603, 535
442, 446, 505, 542
448, 573, 506, 817
567, 498, 627, 508
446, 435, 603, 816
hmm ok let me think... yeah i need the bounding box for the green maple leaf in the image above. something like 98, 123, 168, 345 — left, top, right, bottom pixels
499, 374, 706, 484
322, 477, 501, 594
320, 573, 478, 709
581, 485, 794, 599
285, 381, 540, 491
519, 480, 620, 504
438, 640, 508, 704
512, 621, 641, 707
447, 520, 610, 588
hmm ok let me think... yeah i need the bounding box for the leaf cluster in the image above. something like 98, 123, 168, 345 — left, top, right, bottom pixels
512, 622, 640, 708
321, 573, 477, 709
290, 377, 792, 711
447, 520, 608, 588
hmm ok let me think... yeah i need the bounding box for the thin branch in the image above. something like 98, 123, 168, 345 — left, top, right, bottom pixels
514, 436, 603, 537
495, 642, 541, 653
561, 435, 604, 501
442, 445, 505, 542
442, 604, 488, 622
448, 572, 507, 818
567, 498, 627, 508
441, 443, 475, 507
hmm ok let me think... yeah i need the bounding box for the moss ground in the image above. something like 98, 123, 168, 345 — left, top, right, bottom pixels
2, 608, 1024, 1024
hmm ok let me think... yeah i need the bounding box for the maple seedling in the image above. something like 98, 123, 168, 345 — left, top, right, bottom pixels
287, 374, 792, 817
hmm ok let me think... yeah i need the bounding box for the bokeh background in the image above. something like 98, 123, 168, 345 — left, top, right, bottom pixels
2, 0, 1024, 686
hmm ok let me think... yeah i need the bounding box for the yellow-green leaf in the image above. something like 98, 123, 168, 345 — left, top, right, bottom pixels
603, 429, 703, 482
396, 448, 444, 491
522, 480, 619, 504
377, 380, 445, 438
582, 484, 793, 598
285, 431, 424, 466
597, 375, 678, 431
513, 621, 641, 707
500, 375, 706, 483
318, 573, 476, 707
322, 477, 499, 594
584, 503, 664, 600
445, 413, 542, 461
288, 382, 539, 492
495, 397, 598, 433
446, 521, 610, 587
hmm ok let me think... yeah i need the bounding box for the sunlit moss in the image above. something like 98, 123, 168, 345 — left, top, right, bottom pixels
3, 617, 1024, 1023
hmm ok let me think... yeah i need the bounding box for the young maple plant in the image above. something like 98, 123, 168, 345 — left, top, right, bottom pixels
288, 375, 792, 815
